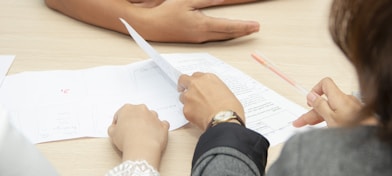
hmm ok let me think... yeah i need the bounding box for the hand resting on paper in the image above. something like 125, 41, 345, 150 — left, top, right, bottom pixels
178, 72, 245, 131
107, 104, 169, 170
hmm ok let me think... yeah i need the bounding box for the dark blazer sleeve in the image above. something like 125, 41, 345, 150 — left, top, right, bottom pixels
191, 123, 270, 176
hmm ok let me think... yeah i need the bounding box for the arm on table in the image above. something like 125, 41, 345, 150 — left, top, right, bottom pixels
44, 0, 260, 43
177, 72, 269, 175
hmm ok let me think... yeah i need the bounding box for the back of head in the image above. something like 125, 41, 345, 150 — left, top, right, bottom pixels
329, 0, 392, 143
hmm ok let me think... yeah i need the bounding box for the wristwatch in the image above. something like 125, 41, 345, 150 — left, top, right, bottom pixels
208, 110, 245, 128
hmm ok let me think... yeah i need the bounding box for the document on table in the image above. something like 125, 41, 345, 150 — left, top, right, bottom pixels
0, 53, 314, 145
0, 57, 187, 144
166, 53, 313, 146
0, 55, 15, 86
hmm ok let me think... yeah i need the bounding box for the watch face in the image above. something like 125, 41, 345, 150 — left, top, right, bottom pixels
210, 110, 244, 128
215, 111, 234, 120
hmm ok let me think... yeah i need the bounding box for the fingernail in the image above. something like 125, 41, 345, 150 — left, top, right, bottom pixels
253, 22, 260, 30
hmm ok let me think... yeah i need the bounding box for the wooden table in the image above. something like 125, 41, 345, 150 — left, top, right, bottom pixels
0, 0, 358, 175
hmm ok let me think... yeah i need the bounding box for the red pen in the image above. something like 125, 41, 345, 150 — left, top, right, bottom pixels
251, 52, 309, 96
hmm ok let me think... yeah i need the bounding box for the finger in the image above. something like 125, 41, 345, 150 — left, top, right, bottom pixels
177, 72, 206, 92
191, 72, 205, 77
310, 93, 336, 123
292, 117, 307, 127
107, 125, 115, 136
150, 110, 159, 119
136, 104, 150, 112
199, 16, 260, 39
199, 18, 259, 41
177, 74, 192, 92
111, 104, 128, 125
179, 90, 188, 104
311, 78, 345, 108
208, 18, 260, 34
161, 120, 170, 130
293, 109, 324, 127
111, 113, 119, 125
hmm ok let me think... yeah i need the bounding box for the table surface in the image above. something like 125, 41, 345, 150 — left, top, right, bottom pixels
0, 0, 358, 175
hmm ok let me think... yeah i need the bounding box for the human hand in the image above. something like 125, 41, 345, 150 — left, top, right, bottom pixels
293, 77, 362, 127
127, 0, 165, 8
178, 72, 245, 131
131, 0, 260, 43
107, 104, 170, 170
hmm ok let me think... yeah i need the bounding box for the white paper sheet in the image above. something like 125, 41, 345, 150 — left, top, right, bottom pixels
120, 18, 182, 84
0, 53, 320, 145
0, 60, 186, 143
165, 53, 318, 145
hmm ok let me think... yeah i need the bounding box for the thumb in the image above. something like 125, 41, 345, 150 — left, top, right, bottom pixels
161, 120, 170, 130
107, 125, 115, 136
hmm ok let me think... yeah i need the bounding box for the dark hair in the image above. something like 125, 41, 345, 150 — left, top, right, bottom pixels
329, 0, 392, 143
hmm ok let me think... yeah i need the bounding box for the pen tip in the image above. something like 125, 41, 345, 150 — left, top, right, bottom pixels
251, 53, 267, 65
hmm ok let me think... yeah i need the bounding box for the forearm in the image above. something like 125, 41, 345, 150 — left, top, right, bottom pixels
192, 123, 269, 176
44, 0, 140, 35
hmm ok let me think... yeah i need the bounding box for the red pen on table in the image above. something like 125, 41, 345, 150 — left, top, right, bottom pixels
251, 52, 309, 96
